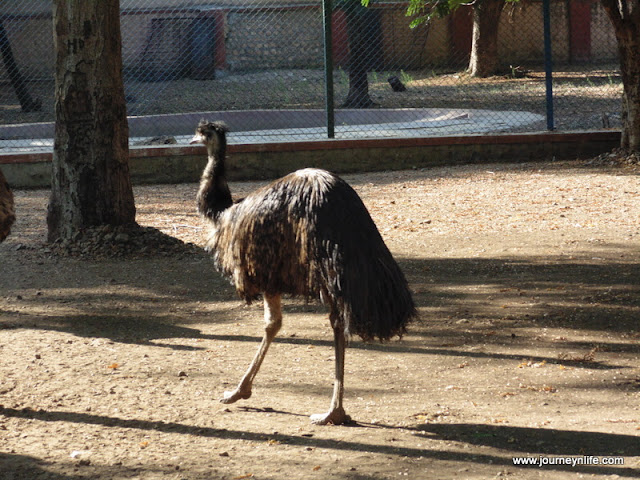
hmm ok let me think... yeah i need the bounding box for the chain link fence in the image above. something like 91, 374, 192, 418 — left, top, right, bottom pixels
0, 0, 622, 153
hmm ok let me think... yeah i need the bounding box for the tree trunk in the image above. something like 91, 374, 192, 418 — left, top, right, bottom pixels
0, 167, 15, 242
619, 38, 640, 151
0, 21, 41, 112
48, 0, 136, 242
600, 0, 640, 152
341, 3, 376, 108
468, 0, 505, 78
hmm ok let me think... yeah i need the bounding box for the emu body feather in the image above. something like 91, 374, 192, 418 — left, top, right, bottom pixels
209, 167, 414, 341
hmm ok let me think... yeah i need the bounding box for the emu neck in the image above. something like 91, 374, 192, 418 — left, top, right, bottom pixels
197, 144, 233, 221
203, 147, 227, 180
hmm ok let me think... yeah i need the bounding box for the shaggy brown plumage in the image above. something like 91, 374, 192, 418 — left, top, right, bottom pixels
0, 168, 15, 242
192, 120, 417, 425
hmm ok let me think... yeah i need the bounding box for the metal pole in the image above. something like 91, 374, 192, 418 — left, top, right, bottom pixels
543, 0, 554, 131
322, 0, 335, 138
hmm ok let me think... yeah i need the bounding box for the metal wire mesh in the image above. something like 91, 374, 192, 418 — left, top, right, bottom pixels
0, 0, 622, 153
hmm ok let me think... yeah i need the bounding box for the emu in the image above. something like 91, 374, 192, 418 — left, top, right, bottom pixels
0, 168, 15, 242
191, 120, 417, 425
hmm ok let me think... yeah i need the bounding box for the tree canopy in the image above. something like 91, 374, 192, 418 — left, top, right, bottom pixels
362, 0, 517, 27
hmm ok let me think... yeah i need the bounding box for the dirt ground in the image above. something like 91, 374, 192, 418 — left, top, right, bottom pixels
1, 158, 639, 479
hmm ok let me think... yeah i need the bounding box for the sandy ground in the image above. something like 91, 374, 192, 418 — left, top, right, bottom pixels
1, 159, 640, 479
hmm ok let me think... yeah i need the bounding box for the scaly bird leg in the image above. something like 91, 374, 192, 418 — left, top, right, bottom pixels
221, 294, 282, 404
310, 321, 351, 425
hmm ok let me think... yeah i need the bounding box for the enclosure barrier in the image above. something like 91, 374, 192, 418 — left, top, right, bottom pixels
0, 0, 622, 153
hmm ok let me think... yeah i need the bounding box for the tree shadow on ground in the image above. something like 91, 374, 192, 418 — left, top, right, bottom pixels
2, 243, 638, 367
400, 246, 640, 335
0, 450, 204, 479
415, 422, 638, 456
6, 314, 222, 351
0, 406, 637, 478
2, 314, 629, 370
0, 452, 85, 480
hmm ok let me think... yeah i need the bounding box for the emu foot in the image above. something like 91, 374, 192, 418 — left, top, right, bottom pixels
220, 387, 252, 404
310, 407, 351, 425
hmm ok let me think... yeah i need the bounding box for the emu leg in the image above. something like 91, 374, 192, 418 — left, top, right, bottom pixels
221, 294, 282, 404
310, 323, 351, 425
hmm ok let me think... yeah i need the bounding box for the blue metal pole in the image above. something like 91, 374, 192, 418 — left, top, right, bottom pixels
322, 0, 335, 138
543, 0, 554, 130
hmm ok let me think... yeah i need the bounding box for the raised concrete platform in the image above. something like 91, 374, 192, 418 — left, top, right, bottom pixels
0, 108, 544, 153
0, 129, 621, 189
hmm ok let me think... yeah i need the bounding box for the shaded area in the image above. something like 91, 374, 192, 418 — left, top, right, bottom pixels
0, 452, 84, 480
404, 251, 640, 334
2, 247, 638, 368
0, 451, 213, 480
0, 406, 637, 477
417, 422, 640, 456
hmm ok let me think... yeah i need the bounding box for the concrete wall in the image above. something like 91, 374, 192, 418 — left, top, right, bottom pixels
225, 8, 324, 70
0, 131, 621, 189
379, 7, 449, 68
498, 1, 570, 64
0, 0, 619, 82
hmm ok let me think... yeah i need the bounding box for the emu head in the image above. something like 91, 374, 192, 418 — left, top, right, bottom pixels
190, 120, 229, 153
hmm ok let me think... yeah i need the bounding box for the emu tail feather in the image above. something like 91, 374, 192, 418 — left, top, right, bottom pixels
310, 173, 417, 341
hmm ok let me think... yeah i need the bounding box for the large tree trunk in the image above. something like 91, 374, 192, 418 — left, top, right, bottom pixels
48, 0, 136, 242
619, 38, 640, 151
601, 0, 640, 152
468, 0, 505, 77
0, 167, 15, 242
341, 3, 377, 108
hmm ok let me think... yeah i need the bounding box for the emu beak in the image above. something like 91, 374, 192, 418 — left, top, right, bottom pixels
189, 135, 201, 145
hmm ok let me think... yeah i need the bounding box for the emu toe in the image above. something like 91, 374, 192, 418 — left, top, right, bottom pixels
310, 407, 351, 425
220, 388, 252, 404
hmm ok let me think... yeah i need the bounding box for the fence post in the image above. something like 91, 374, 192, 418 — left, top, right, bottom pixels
322, 0, 335, 138
543, 0, 555, 130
